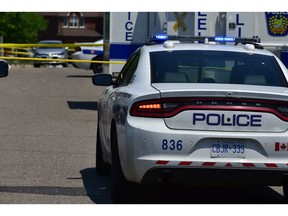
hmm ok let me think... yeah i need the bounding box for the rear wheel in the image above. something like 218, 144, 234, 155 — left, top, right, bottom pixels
91, 56, 103, 74
283, 183, 288, 203
111, 125, 133, 203
96, 124, 110, 175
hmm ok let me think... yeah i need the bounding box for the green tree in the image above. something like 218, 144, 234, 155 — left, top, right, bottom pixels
0, 12, 48, 43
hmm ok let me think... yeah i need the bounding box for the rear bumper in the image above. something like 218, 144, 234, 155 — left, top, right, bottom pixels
71, 52, 92, 70
141, 167, 288, 186
34, 61, 67, 65
33, 55, 67, 66
71, 62, 90, 70
119, 117, 288, 186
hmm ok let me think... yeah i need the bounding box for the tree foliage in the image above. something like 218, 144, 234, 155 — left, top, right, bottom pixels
0, 12, 48, 43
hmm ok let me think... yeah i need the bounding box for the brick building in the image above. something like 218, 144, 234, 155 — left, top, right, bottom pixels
38, 12, 103, 43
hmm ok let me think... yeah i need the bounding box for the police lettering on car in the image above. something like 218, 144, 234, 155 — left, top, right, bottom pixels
192, 113, 262, 127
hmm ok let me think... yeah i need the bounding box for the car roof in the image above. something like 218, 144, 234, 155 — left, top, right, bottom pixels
141, 42, 274, 56
39, 40, 63, 44
75, 39, 103, 44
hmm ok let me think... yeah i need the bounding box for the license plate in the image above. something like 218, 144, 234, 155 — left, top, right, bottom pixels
210, 142, 245, 158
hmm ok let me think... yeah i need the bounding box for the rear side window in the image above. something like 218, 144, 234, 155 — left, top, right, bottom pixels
115, 51, 140, 87
150, 50, 288, 87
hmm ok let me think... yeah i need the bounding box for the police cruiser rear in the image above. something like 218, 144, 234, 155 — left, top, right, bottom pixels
93, 34, 288, 203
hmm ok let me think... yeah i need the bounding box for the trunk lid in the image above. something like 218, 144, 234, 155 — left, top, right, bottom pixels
152, 83, 288, 132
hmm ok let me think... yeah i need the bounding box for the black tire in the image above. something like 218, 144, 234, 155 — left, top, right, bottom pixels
283, 183, 288, 203
111, 125, 133, 203
96, 125, 110, 175
33, 63, 40, 68
91, 56, 103, 74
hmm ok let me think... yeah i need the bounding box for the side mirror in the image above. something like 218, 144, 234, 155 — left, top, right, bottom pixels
92, 73, 113, 86
0, 60, 9, 78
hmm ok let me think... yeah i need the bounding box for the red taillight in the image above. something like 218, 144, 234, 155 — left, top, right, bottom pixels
130, 99, 164, 117
130, 99, 180, 117
139, 103, 161, 109
130, 97, 288, 121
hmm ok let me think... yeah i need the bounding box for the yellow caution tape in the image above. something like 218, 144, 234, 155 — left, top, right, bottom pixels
4, 50, 33, 56
4, 50, 74, 56
0, 56, 125, 64
0, 43, 103, 48
0, 43, 123, 64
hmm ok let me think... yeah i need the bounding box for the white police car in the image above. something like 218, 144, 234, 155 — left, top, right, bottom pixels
71, 39, 103, 74
93, 35, 288, 203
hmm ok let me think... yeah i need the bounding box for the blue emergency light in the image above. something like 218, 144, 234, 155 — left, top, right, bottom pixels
149, 34, 168, 43
154, 34, 168, 40
214, 36, 236, 42
148, 34, 260, 44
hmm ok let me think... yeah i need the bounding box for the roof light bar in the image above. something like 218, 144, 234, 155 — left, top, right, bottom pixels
214, 36, 235, 42
148, 34, 261, 44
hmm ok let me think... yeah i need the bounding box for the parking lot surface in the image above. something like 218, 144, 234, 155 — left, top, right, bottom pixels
0, 66, 111, 204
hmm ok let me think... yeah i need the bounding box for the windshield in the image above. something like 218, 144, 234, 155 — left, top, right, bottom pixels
150, 50, 288, 87
38, 41, 63, 49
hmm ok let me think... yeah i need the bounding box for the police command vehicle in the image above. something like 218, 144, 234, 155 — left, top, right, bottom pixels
104, 12, 288, 75
93, 34, 288, 203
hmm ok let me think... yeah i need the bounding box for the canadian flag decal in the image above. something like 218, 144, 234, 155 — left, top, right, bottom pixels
275, 142, 288, 151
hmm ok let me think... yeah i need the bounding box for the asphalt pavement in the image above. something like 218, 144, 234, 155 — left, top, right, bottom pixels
0, 65, 112, 204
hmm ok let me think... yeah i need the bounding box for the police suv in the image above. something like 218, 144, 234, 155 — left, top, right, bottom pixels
93, 35, 288, 203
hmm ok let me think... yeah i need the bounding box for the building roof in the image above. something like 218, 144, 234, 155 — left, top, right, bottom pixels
39, 12, 104, 17
57, 28, 102, 37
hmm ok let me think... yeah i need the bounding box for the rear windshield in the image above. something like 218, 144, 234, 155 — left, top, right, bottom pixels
150, 50, 288, 87
38, 41, 63, 49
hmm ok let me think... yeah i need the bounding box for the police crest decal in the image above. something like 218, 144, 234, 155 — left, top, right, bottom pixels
265, 12, 288, 36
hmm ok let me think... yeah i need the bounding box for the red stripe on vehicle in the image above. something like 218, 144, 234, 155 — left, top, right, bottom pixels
202, 162, 216, 166
275, 142, 280, 151
178, 161, 192, 166
242, 163, 256, 167
265, 163, 278, 168
156, 160, 169, 165
155, 161, 286, 168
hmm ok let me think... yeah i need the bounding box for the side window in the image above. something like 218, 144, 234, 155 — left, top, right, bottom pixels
115, 51, 140, 87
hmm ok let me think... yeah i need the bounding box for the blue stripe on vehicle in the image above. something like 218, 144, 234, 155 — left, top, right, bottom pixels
109, 44, 143, 59
82, 49, 104, 55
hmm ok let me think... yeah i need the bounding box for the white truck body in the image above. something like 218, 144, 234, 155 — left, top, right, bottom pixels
104, 12, 288, 74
